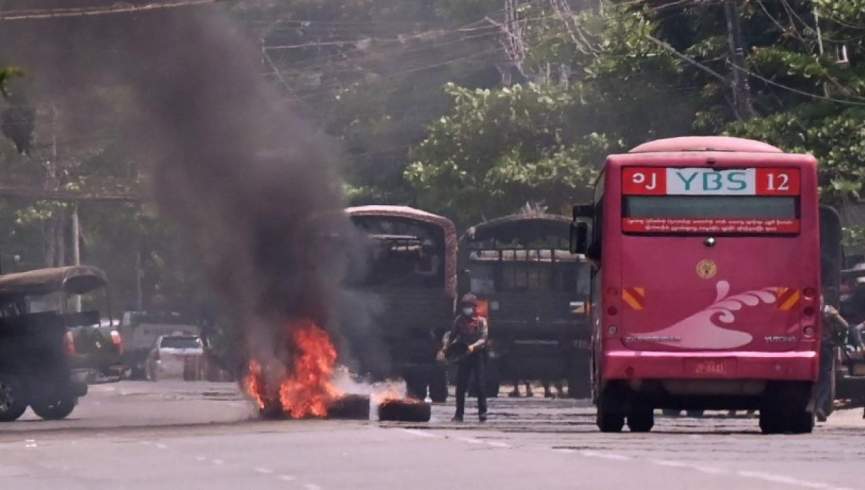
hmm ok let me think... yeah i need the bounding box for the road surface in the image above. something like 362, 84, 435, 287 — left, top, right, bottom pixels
0, 381, 862, 489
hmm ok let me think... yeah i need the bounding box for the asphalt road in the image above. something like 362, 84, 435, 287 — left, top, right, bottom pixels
1, 381, 862, 490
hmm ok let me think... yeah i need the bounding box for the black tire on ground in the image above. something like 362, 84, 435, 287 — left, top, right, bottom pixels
662, 409, 681, 417
627, 407, 655, 432
0, 374, 28, 422
429, 368, 448, 403
31, 397, 77, 420
596, 391, 625, 433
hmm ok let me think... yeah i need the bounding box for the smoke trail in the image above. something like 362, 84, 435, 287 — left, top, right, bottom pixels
0, 2, 379, 388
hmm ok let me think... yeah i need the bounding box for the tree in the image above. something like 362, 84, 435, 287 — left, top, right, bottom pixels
406, 4, 699, 225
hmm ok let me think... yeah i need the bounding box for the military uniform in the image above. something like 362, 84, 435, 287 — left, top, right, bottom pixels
815, 304, 849, 421
447, 311, 489, 422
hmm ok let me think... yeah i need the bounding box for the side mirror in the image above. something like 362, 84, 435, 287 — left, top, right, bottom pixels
570, 222, 589, 254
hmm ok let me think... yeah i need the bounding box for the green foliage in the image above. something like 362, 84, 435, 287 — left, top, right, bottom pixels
406, 5, 700, 225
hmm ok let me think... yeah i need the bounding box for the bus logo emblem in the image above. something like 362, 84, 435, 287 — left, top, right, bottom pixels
696, 259, 718, 279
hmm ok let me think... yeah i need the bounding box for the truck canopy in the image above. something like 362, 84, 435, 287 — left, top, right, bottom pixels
0, 266, 108, 302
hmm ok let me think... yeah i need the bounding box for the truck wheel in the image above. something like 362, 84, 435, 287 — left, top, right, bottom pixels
429, 369, 448, 403
596, 392, 624, 432
31, 397, 77, 420
0, 374, 28, 422
627, 407, 654, 432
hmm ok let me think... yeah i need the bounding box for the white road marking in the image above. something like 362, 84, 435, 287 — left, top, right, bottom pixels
486, 441, 510, 448
155, 443, 168, 449
211, 459, 224, 465
24, 439, 37, 449
254, 467, 274, 475
402, 429, 437, 439
457, 437, 484, 445
194, 456, 207, 462
278, 475, 297, 482
692, 465, 727, 475
737, 470, 848, 489
580, 450, 631, 461
650, 459, 688, 468
649, 457, 729, 476
304, 485, 321, 490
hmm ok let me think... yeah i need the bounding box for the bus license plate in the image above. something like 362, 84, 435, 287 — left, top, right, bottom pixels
686, 358, 735, 376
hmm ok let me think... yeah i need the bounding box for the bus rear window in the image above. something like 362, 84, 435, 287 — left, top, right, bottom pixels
622, 196, 800, 235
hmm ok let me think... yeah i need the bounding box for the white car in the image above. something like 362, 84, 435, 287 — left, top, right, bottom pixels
145, 335, 204, 381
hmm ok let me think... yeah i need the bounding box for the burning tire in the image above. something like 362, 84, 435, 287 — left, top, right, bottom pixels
377, 398, 431, 422
0, 374, 28, 422
326, 394, 370, 420
31, 396, 77, 420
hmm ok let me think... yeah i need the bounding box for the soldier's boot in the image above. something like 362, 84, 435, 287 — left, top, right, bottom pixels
525, 383, 534, 398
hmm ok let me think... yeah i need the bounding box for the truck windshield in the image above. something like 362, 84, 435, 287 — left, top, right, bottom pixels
468, 250, 583, 293
350, 217, 445, 289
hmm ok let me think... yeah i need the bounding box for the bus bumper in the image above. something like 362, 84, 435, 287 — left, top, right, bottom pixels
602, 350, 818, 382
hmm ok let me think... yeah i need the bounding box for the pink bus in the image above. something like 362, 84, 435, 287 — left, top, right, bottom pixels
571, 136, 821, 434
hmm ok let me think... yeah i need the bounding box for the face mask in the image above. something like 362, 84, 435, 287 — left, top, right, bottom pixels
462, 307, 474, 316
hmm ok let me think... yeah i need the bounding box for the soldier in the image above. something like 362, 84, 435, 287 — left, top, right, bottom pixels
440, 293, 489, 422
815, 302, 849, 421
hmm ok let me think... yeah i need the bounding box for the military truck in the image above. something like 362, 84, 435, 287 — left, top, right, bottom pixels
345, 206, 457, 402
459, 213, 592, 398
0, 266, 100, 421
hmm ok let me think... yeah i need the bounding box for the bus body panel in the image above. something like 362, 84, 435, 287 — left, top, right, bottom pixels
597, 151, 821, 386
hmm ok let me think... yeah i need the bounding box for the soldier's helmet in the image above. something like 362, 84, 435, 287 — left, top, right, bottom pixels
460, 293, 479, 306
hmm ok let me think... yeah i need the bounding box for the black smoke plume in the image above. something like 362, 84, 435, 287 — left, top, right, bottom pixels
0, 2, 379, 390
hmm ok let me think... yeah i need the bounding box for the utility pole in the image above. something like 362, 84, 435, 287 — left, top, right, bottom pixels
723, 0, 756, 120
71, 204, 81, 312
813, 6, 830, 97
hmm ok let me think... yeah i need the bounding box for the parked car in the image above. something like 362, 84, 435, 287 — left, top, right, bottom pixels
119, 311, 200, 379
145, 334, 204, 381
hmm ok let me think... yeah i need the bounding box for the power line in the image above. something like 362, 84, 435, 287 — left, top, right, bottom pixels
0, 0, 218, 21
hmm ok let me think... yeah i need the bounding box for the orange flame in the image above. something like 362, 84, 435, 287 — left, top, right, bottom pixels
243, 319, 343, 419
244, 359, 266, 410
279, 320, 341, 418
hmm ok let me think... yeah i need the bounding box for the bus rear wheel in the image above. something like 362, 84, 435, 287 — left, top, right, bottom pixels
627, 406, 654, 432
596, 391, 625, 432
